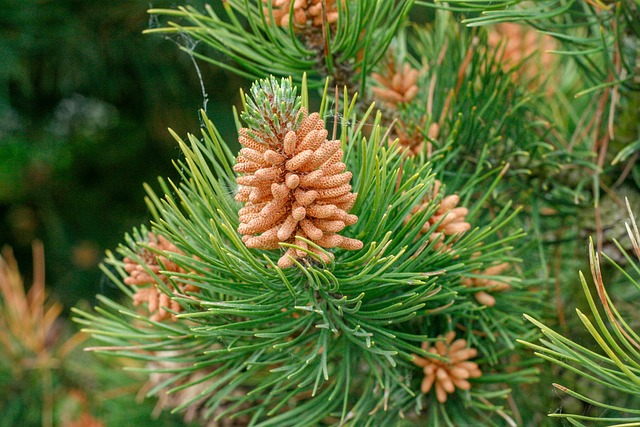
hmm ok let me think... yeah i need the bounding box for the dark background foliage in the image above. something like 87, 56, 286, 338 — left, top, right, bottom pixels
0, 0, 246, 307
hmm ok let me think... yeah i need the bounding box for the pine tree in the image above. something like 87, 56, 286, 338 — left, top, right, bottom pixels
73, 1, 640, 425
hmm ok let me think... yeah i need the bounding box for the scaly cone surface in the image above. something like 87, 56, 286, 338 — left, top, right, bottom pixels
234, 77, 362, 268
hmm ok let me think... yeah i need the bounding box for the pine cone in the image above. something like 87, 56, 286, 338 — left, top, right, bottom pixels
412, 331, 482, 403
123, 233, 197, 321
264, 0, 340, 28
462, 261, 511, 306
371, 62, 420, 108
406, 180, 470, 252
235, 103, 362, 268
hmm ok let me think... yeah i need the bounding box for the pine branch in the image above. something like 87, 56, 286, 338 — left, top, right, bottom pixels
520, 199, 640, 424
145, 1, 415, 93
74, 76, 539, 425
426, 0, 640, 92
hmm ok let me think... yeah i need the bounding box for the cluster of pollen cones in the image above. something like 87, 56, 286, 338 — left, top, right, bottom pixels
370, 58, 434, 155
407, 179, 471, 252
371, 62, 420, 108
488, 22, 557, 83
462, 261, 511, 307
234, 108, 362, 268
413, 331, 482, 403
265, 0, 340, 28
123, 233, 197, 321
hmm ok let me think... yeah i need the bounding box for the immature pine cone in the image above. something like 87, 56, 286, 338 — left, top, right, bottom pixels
235, 89, 362, 268
407, 179, 471, 251
462, 261, 511, 307
123, 233, 197, 321
265, 0, 340, 28
412, 331, 482, 403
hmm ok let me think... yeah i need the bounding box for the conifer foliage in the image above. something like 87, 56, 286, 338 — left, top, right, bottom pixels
74, 0, 640, 426
76, 70, 537, 424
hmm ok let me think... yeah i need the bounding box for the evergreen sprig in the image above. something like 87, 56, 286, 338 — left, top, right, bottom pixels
425, 0, 640, 93
74, 76, 539, 425
520, 198, 640, 425
368, 9, 597, 212
145, 1, 415, 93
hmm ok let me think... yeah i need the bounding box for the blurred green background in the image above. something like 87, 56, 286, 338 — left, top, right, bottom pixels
0, 0, 246, 308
